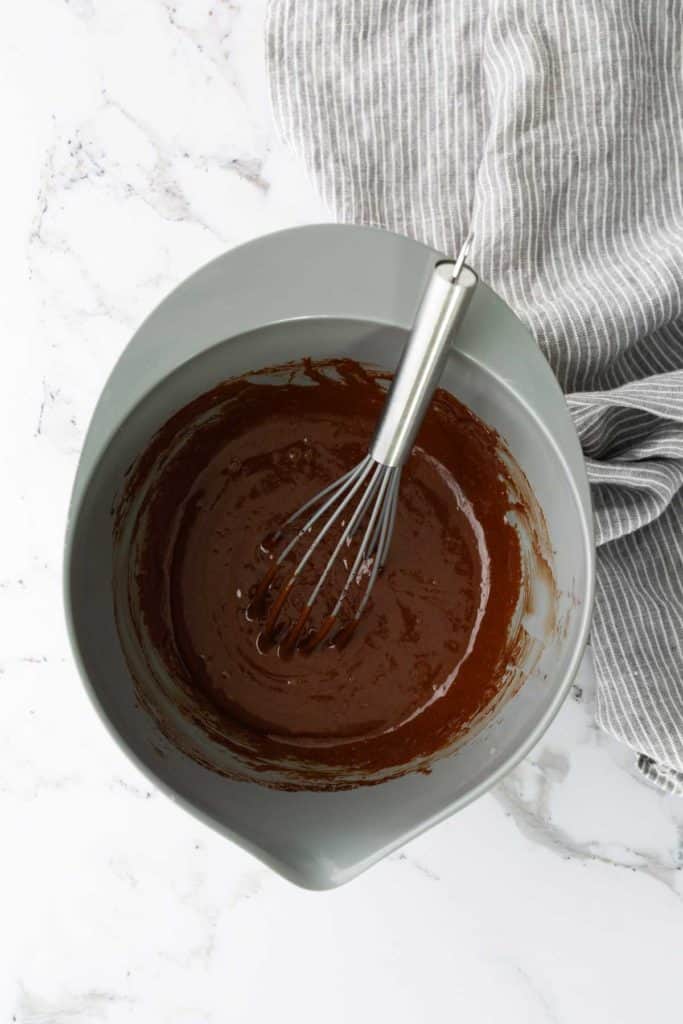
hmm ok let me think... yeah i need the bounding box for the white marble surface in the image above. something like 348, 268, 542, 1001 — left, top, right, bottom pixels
2, 2, 682, 1021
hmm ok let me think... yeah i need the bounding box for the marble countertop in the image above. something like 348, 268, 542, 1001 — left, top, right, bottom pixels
2, 2, 681, 1020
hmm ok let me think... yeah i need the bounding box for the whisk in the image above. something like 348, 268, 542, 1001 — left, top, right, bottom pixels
253, 235, 478, 651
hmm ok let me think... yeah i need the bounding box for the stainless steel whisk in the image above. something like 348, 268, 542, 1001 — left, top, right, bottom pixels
253, 235, 477, 651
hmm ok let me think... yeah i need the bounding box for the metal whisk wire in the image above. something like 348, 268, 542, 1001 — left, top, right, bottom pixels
254, 237, 477, 651
256, 457, 401, 649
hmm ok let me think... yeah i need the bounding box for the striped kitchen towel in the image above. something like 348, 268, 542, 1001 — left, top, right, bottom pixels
266, 0, 683, 791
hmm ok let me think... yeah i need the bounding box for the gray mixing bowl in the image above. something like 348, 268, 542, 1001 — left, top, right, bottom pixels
64, 224, 594, 889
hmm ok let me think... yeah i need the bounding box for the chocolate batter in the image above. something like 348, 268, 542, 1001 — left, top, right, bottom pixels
115, 359, 526, 789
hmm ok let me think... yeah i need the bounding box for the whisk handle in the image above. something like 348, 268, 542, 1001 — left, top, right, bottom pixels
370, 260, 478, 468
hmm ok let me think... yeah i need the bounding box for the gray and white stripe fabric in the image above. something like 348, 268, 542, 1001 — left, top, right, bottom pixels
265, 0, 683, 790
